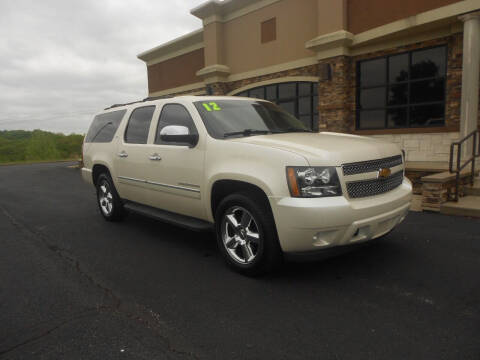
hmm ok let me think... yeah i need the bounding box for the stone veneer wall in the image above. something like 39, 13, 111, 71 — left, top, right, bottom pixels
370, 132, 460, 162
318, 56, 354, 131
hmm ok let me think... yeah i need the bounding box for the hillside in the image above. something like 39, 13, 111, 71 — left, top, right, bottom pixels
0, 130, 84, 164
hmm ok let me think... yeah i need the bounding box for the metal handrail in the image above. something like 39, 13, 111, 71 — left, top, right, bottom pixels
449, 129, 480, 201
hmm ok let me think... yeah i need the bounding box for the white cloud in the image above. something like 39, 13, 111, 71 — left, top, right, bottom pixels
0, 0, 203, 134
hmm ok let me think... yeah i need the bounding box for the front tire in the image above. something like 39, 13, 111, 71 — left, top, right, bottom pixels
215, 192, 282, 276
96, 173, 124, 221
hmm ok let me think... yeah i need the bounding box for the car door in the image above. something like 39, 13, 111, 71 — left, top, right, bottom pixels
114, 105, 156, 204
145, 103, 206, 219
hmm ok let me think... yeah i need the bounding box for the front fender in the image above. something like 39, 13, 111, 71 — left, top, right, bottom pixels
204, 140, 309, 221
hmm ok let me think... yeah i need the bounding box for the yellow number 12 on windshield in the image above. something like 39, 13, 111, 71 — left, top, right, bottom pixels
202, 102, 221, 112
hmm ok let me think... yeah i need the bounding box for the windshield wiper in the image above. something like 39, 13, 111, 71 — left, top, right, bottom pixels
272, 128, 313, 134
223, 129, 271, 138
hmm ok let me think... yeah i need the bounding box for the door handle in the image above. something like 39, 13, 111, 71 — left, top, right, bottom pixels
117, 151, 128, 158
149, 154, 162, 161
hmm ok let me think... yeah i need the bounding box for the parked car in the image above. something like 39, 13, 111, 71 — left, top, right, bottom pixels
81, 96, 412, 275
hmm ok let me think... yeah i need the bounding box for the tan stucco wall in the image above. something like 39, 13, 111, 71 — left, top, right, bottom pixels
317, 0, 347, 35
147, 48, 204, 94
347, 0, 462, 34
203, 22, 225, 66
218, 0, 318, 75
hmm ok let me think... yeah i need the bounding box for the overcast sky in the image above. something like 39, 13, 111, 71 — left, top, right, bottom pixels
0, 0, 206, 134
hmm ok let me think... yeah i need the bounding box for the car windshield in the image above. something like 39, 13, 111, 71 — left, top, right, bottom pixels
193, 99, 310, 139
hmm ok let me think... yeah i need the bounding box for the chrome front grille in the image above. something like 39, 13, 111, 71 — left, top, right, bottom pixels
342, 155, 403, 176
346, 171, 404, 199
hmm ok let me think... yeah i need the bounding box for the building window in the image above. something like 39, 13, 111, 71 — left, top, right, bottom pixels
356, 45, 447, 130
235, 81, 319, 130
261, 18, 276, 43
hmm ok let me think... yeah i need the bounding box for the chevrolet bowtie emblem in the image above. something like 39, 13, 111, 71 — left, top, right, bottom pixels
377, 168, 392, 179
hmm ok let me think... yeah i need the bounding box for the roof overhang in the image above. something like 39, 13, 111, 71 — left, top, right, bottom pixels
137, 29, 204, 64
191, 0, 282, 24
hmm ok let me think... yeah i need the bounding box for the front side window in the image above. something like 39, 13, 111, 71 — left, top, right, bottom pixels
357, 45, 447, 129
155, 104, 198, 145
194, 100, 309, 139
234, 82, 318, 130
124, 106, 155, 144
85, 109, 126, 143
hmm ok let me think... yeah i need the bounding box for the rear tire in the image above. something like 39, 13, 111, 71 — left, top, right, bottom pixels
96, 173, 124, 222
215, 191, 283, 276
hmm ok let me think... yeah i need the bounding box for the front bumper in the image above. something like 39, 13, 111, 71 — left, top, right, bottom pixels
269, 178, 412, 253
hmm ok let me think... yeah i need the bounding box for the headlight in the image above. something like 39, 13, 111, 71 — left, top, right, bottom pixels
286, 166, 342, 198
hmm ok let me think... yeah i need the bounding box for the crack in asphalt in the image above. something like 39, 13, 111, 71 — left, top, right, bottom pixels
0, 310, 99, 357
0, 204, 200, 359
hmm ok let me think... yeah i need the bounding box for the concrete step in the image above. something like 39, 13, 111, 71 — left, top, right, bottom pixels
464, 179, 480, 196
440, 196, 480, 218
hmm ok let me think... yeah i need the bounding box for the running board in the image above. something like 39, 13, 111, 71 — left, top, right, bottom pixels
124, 201, 213, 232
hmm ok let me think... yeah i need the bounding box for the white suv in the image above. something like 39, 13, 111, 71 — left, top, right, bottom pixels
82, 96, 412, 275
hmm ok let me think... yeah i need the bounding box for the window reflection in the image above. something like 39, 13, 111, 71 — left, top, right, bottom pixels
357, 45, 446, 129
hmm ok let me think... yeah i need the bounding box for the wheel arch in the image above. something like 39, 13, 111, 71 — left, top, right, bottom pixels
92, 163, 112, 186
210, 179, 273, 222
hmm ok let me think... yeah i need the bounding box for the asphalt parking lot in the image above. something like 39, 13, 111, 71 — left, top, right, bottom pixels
0, 162, 479, 359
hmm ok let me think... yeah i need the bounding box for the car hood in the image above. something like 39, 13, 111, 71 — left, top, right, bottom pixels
230, 132, 401, 166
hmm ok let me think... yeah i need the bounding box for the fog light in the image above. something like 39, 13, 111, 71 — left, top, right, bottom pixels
312, 230, 339, 247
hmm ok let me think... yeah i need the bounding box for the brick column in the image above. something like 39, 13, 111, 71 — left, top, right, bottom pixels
318, 56, 354, 132
206, 82, 230, 95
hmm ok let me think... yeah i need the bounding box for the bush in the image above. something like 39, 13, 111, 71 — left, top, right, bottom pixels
0, 130, 84, 163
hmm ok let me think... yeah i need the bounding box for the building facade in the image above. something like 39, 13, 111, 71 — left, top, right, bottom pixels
137, 0, 480, 162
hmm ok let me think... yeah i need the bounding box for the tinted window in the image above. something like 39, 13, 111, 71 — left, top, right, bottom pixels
85, 110, 126, 143
124, 106, 155, 144
298, 97, 312, 115
249, 87, 265, 99
155, 104, 197, 145
278, 83, 296, 99
411, 46, 446, 79
388, 83, 408, 105
358, 110, 386, 129
266, 85, 276, 100
359, 87, 386, 108
389, 53, 409, 83
359, 58, 386, 87
299, 82, 312, 96
233, 82, 318, 130
357, 45, 446, 129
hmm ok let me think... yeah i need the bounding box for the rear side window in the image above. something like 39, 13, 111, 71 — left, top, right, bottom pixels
85, 109, 126, 143
155, 104, 197, 145
124, 106, 155, 144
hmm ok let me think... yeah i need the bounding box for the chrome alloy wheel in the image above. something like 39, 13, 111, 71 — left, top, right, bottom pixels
98, 180, 114, 216
221, 206, 260, 264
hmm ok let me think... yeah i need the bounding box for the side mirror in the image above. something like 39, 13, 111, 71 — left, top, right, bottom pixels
159, 125, 198, 148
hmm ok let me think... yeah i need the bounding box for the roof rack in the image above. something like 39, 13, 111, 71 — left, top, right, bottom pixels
142, 95, 175, 101
104, 100, 142, 110
103, 95, 177, 110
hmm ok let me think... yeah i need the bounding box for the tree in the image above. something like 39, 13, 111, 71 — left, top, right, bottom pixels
25, 130, 61, 161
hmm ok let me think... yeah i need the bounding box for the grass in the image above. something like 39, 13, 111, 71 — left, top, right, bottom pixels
0, 158, 81, 166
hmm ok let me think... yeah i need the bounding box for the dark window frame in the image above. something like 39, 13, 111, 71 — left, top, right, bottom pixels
234, 81, 319, 131
123, 105, 156, 144
154, 103, 199, 146
356, 44, 448, 130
